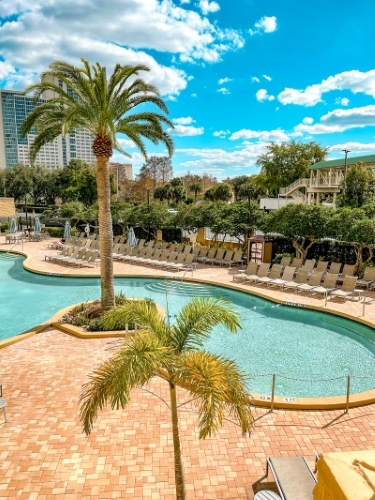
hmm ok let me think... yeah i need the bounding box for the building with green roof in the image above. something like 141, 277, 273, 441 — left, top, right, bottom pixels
278, 153, 375, 207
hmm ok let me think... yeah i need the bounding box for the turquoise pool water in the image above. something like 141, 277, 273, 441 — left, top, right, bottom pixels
2, 253, 375, 398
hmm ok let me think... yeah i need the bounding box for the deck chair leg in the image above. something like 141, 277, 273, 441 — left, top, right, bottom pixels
3, 406, 7, 423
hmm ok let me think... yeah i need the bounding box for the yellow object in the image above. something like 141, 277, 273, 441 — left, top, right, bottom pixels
156, 230, 162, 241
314, 450, 375, 500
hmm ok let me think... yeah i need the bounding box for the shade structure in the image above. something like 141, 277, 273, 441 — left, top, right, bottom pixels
10, 218, 17, 233
128, 227, 137, 247
34, 216, 41, 232
63, 221, 71, 238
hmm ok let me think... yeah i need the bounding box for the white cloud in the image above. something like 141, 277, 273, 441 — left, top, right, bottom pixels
218, 77, 232, 85
191, 93, 197, 97
249, 16, 277, 35
251, 76, 260, 83
173, 116, 195, 125
198, 0, 220, 15
278, 69, 375, 106
229, 128, 289, 142
256, 89, 275, 101
213, 130, 230, 138
294, 105, 375, 135
0, 0, 244, 92
329, 142, 375, 153
340, 97, 350, 106
169, 125, 204, 136
217, 87, 231, 94
176, 142, 270, 173
118, 137, 137, 149
263, 74, 272, 81
302, 117, 314, 125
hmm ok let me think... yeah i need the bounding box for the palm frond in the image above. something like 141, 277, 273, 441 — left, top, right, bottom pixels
101, 300, 170, 345
173, 351, 253, 439
171, 297, 241, 353
79, 330, 174, 434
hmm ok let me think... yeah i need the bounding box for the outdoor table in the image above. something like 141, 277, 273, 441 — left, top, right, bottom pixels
5, 234, 24, 244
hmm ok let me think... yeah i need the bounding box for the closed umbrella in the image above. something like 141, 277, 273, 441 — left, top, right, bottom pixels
10, 218, 17, 233
63, 221, 71, 238
34, 216, 41, 232
128, 227, 137, 247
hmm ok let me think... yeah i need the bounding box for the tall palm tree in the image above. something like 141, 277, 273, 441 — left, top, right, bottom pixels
79, 297, 254, 500
21, 59, 174, 308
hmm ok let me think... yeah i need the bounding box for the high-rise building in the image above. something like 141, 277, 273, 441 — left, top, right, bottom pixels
0, 77, 97, 169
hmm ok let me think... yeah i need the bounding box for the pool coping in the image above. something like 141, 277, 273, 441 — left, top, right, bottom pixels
2, 248, 375, 411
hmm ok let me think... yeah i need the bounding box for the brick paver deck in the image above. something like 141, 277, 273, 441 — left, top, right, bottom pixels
1, 236, 375, 499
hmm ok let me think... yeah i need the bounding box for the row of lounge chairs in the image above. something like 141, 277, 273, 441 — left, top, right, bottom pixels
114, 246, 195, 272
233, 262, 361, 301
194, 247, 244, 266
45, 247, 99, 267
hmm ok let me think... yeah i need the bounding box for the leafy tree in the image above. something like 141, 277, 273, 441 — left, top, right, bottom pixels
264, 204, 333, 259
256, 141, 328, 195
127, 201, 171, 238
153, 184, 173, 204
57, 160, 98, 205
79, 298, 253, 500
59, 201, 85, 218
22, 59, 173, 308
328, 208, 375, 270
337, 161, 375, 208
204, 183, 232, 202
5, 164, 33, 202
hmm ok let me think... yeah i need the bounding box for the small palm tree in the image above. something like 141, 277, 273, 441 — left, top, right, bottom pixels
79, 297, 253, 500
189, 181, 202, 202
21, 59, 174, 308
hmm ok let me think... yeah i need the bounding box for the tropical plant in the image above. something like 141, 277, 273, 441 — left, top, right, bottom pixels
21, 59, 174, 308
79, 297, 253, 500
189, 181, 202, 202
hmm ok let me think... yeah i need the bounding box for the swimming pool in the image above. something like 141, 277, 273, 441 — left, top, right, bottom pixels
2, 253, 375, 398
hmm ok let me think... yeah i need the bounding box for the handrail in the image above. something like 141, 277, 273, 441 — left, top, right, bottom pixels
279, 178, 310, 195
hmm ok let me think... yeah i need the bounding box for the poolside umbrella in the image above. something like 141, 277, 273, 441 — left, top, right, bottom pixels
10, 218, 17, 233
128, 226, 137, 247
34, 216, 41, 232
63, 221, 71, 238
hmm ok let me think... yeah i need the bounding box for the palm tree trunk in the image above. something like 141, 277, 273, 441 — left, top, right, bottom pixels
169, 382, 186, 500
96, 155, 115, 309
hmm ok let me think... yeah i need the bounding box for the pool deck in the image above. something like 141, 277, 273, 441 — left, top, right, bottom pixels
1, 236, 375, 499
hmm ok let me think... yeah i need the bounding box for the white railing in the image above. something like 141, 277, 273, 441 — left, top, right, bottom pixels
289, 190, 306, 202
279, 178, 310, 195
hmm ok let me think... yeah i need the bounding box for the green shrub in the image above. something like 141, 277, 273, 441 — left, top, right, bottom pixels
47, 227, 64, 237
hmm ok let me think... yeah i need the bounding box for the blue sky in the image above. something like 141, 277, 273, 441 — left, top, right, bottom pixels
1, 0, 375, 179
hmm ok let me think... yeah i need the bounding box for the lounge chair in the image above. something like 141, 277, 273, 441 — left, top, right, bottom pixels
199, 247, 216, 264
232, 262, 258, 282
183, 244, 192, 254
315, 261, 328, 273
53, 247, 80, 264
196, 248, 209, 262
282, 269, 309, 292
137, 238, 146, 248
267, 266, 296, 289
150, 250, 170, 267
328, 275, 359, 301
169, 253, 194, 272
338, 264, 356, 281
291, 258, 303, 269
357, 267, 375, 288
280, 256, 292, 267
309, 273, 338, 298
114, 245, 130, 261
301, 259, 315, 271
206, 248, 224, 265
165, 252, 185, 270
296, 271, 323, 294
217, 250, 234, 267
113, 235, 121, 245
256, 264, 283, 286
131, 248, 151, 264
262, 456, 316, 500
245, 263, 270, 285
230, 250, 245, 267
143, 250, 163, 266
328, 262, 342, 274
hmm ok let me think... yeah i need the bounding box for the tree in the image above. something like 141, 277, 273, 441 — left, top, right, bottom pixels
79, 297, 253, 500
170, 177, 186, 204
5, 164, 33, 202
256, 141, 328, 195
22, 59, 173, 308
189, 181, 202, 202
204, 183, 232, 202
337, 161, 375, 208
264, 204, 332, 259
